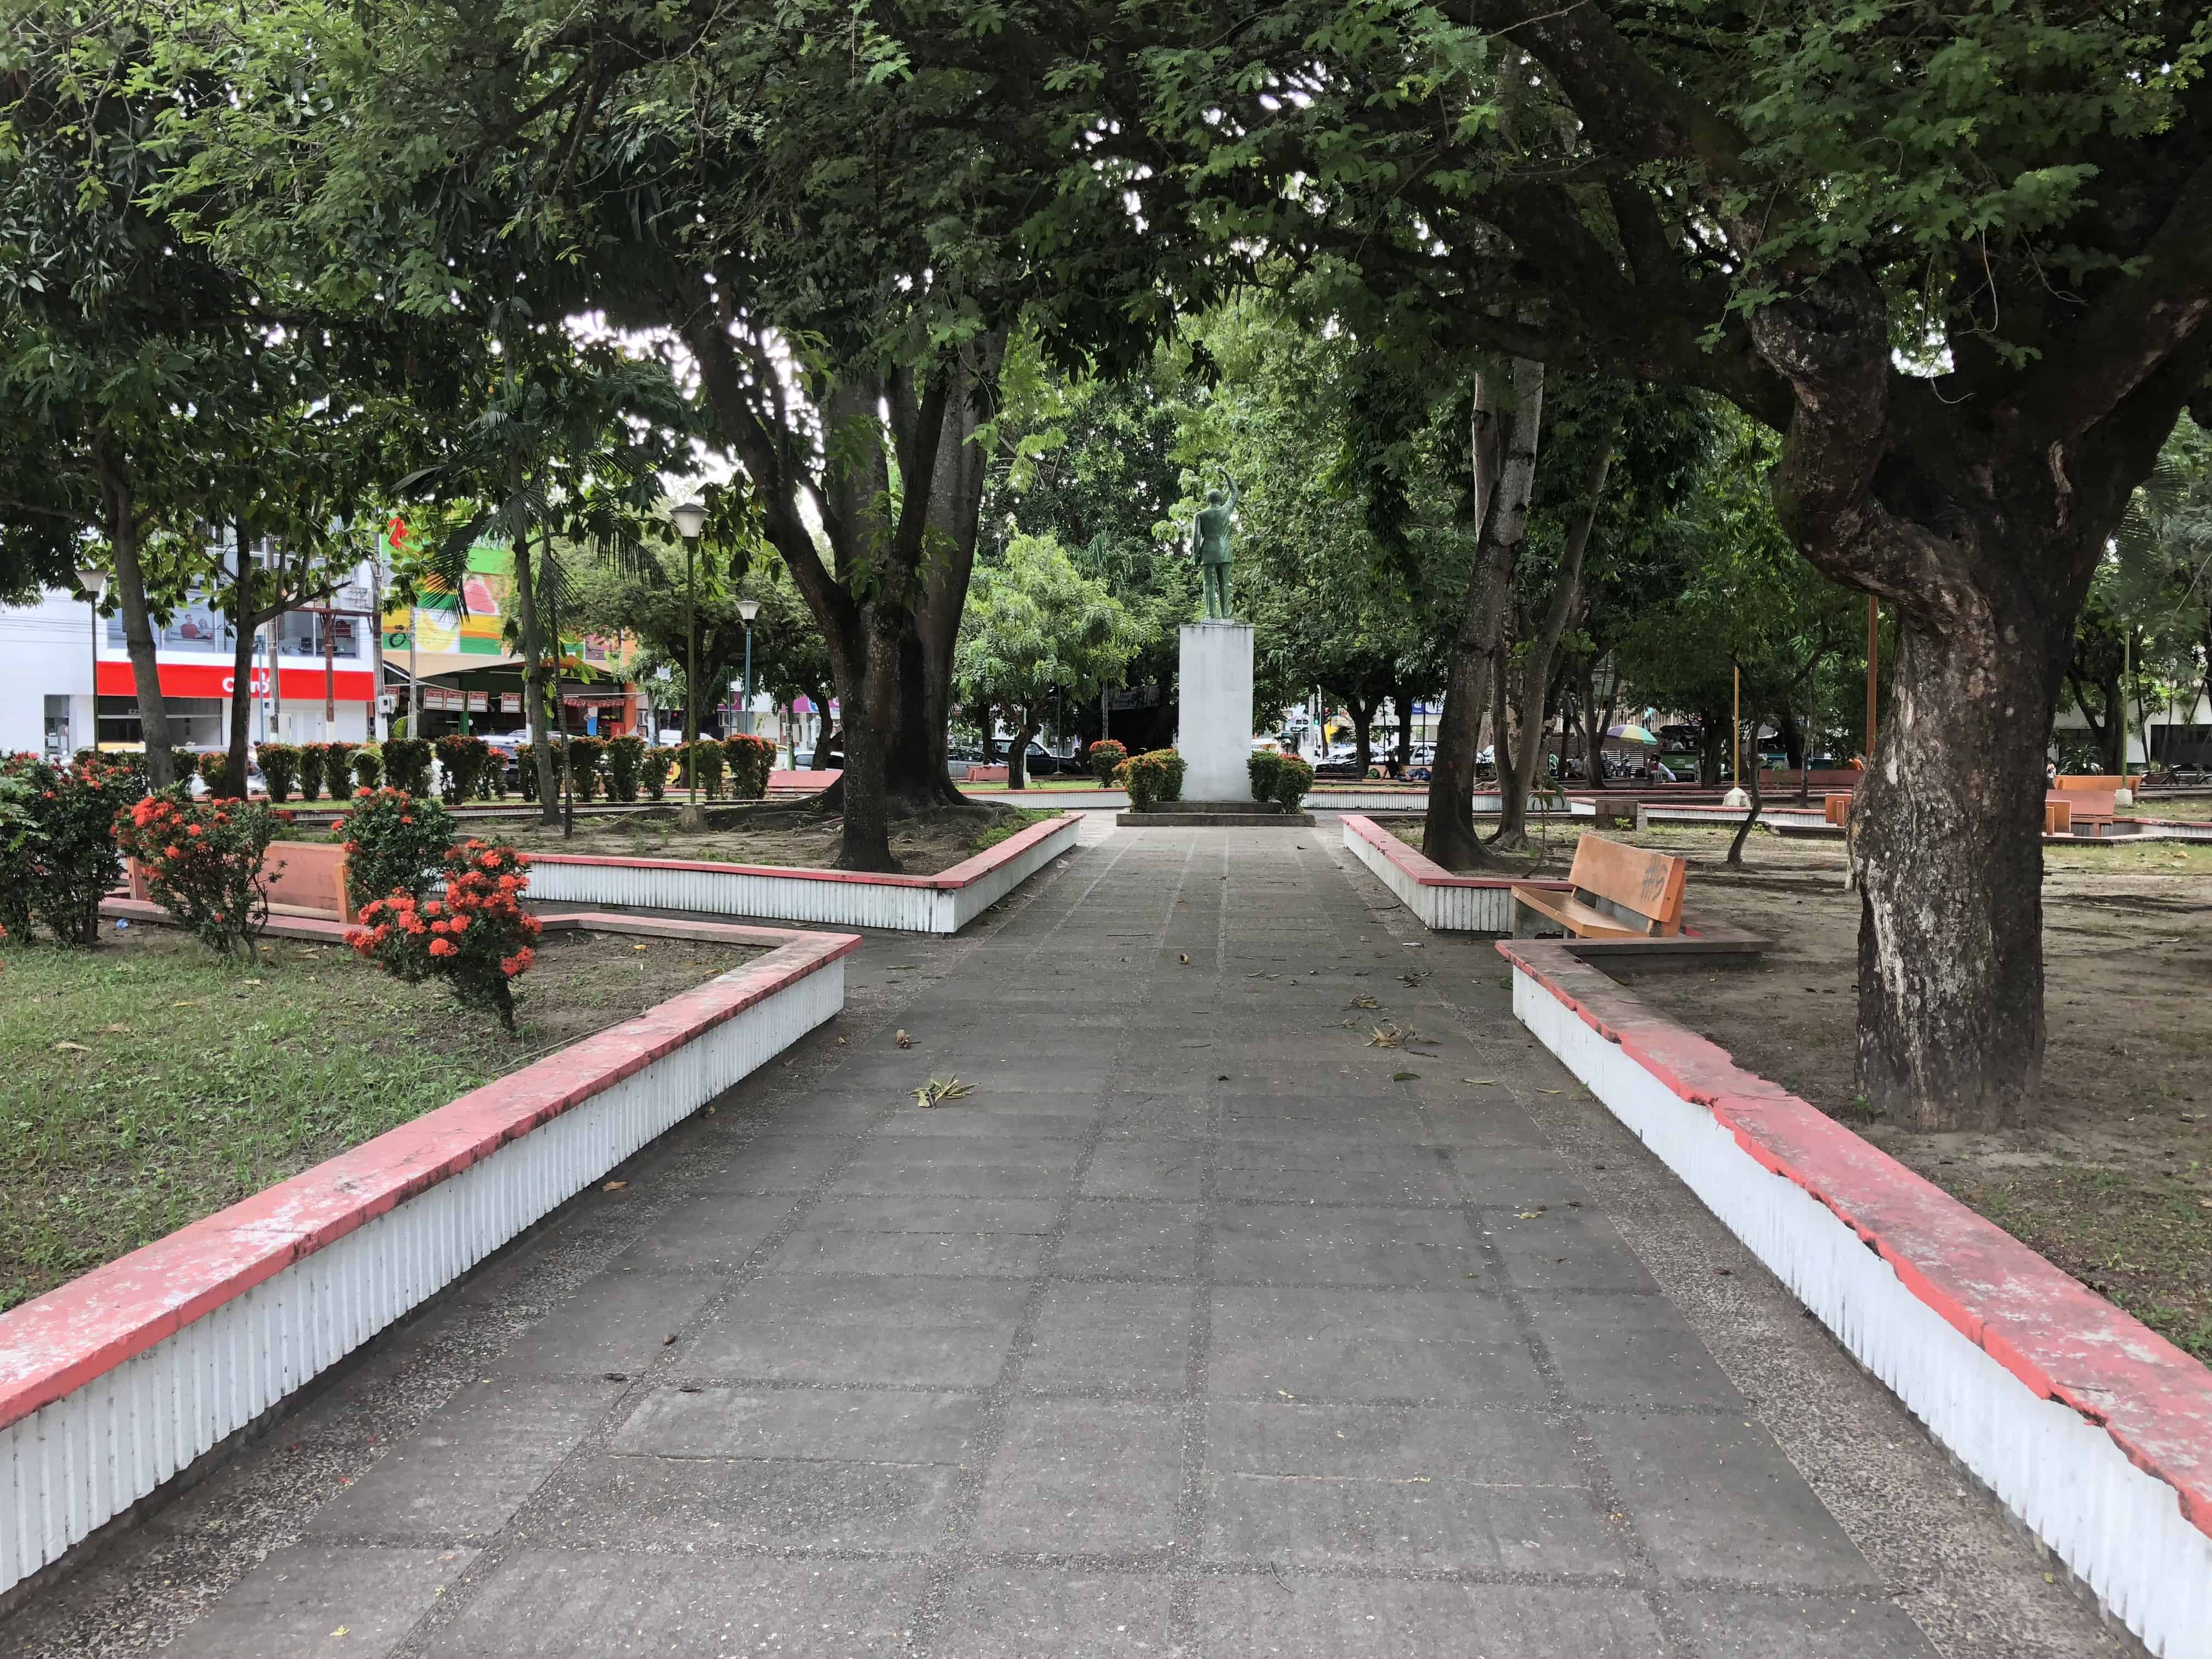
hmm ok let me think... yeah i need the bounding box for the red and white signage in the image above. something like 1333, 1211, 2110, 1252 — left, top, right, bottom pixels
95, 662, 378, 701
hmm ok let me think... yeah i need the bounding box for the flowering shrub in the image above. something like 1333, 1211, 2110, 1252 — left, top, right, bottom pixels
1124, 748, 1187, 809
348, 840, 540, 1030
0, 752, 142, 944
1087, 739, 1128, 787
350, 746, 383, 789
1248, 751, 1313, 811
114, 793, 283, 956
339, 787, 459, 913
258, 742, 302, 802
567, 735, 607, 802
382, 736, 433, 795
725, 733, 775, 800
605, 734, 645, 803
198, 750, 242, 797
435, 733, 489, 804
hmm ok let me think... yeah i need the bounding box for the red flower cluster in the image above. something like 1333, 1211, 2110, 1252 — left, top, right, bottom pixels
348, 838, 539, 1029
113, 793, 282, 956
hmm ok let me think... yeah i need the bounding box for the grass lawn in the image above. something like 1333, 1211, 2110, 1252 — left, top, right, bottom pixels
0, 923, 763, 1311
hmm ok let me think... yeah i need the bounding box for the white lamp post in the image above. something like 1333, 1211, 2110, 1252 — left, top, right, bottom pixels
736, 596, 760, 737
77, 566, 109, 755
668, 501, 709, 827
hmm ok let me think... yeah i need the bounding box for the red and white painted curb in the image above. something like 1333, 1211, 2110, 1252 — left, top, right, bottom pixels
519, 812, 1083, 932
1340, 814, 1572, 933
0, 912, 859, 1600
1502, 936, 2212, 1658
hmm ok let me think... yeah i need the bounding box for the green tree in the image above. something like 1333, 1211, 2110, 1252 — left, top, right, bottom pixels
956, 534, 1142, 789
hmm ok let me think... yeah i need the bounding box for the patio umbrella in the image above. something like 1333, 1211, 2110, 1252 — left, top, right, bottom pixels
1607, 723, 1658, 745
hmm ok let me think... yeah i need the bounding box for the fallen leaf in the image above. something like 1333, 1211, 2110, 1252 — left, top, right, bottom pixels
1345, 994, 1380, 1011
888, 963, 921, 970
602, 1180, 628, 1192
1399, 972, 1427, 988
1537, 1088, 1561, 1095
171, 1000, 199, 1008
1515, 1209, 1545, 1219
53, 1041, 89, 1053
912, 1076, 977, 1108
1463, 1078, 1496, 1086
895, 1029, 912, 1049
99, 1023, 130, 1034
241, 978, 262, 986
331, 1628, 349, 1639
1392, 1070, 1419, 1081
633, 943, 648, 952
662, 1333, 678, 1345
1179, 953, 1189, 964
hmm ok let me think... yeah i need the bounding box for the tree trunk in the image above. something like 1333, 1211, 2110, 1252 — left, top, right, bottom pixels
1726, 709, 1764, 866
1422, 360, 1542, 870
2099, 665, 2126, 773
1698, 716, 1727, 789
1007, 714, 1038, 791
509, 525, 561, 823
100, 465, 173, 787
225, 524, 257, 794
1490, 647, 1519, 818
1349, 696, 1375, 776
1392, 681, 1414, 771
1497, 439, 1615, 848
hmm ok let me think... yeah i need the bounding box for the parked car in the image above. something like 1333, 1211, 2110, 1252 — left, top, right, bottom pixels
1023, 742, 1061, 777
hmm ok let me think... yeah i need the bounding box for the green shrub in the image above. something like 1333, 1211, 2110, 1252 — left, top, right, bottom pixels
0, 753, 142, 944
198, 749, 242, 798
1087, 739, 1128, 786
1124, 748, 1186, 809
566, 735, 607, 802
435, 733, 489, 803
382, 736, 433, 794
640, 743, 670, 800
606, 734, 645, 803
350, 745, 383, 790
725, 733, 775, 800
258, 742, 302, 802
1254, 752, 1312, 810
167, 748, 204, 791
692, 738, 726, 798
114, 793, 283, 956
1247, 750, 1282, 804
517, 742, 538, 801
322, 743, 356, 801
338, 788, 460, 913
294, 743, 326, 801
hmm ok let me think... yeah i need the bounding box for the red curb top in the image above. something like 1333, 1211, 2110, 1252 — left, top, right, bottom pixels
1342, 813, 1573, 891
1497, 935, 2212, 1541
518, 811, 1080, 892
0, 918, 859, 1434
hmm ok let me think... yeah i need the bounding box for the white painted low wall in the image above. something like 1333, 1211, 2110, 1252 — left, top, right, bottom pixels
522, 813, 1081, 933
0, 945, 848, 1599
1340, 818, 1520, 932
1511, 964, 2212, 1659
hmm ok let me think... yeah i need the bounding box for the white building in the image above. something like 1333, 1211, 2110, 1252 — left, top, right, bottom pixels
2051, 690, 2212, 769
0, 584, 378, 761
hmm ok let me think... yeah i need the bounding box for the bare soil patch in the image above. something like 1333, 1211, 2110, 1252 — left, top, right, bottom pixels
1383, 815, 2212, 1361
493, 802, 1052, 874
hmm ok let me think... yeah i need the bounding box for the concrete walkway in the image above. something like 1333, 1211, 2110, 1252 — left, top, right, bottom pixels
8, 823, 2123, 1658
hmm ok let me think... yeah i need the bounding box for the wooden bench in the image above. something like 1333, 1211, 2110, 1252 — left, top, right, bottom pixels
1824, 792, 1854, 827
129, 839, 355, 922
1511, 836, 1686, 941
2050, 787, 2117, 837
2056, 774, 2141, 794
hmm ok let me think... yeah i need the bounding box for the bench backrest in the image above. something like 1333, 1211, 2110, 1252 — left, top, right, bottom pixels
2049, 787, 2116, 821
2056, 774, 2141, 793
1567, 835, 1686, 935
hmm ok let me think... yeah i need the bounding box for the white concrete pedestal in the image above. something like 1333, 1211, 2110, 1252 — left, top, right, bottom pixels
1176, 622, 1254, 802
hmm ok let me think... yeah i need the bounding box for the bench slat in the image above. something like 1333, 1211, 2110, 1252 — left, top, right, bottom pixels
1562, 835, 1686, 933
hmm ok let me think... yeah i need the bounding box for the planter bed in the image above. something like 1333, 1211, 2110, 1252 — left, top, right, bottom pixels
1502, 934, 2212, 1659
0, 906, 856, 1601
516, 810, 1082, 933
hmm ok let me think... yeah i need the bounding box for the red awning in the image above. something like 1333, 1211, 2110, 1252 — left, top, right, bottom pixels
95, 662, 377, 701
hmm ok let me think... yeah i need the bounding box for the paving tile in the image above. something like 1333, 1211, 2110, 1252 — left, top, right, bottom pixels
1057, 1201, 1203, 1279
1482, 1205, 1658, 1291
307, 1377, 624, 1542
873, 1105, 1099, 1138
685, 1273, 1030, 1387
972, 1398, 1184, 1554
1193, 1578, 1666, 1658
935, 1567, 1176, 1656
831, 1136, 1087, 1198
1211, 1207, 1483, 1287
1448, 1147, 1594, 1207
1207, 1288, 1545, 1404
1084, 1138, 1207, 1196
690, 1132, 857, 1192
770, 1195, 1057, 1277
1202, 1401, 1626, 1574
1025, 1283, 1197, 1393
162, 1544, 478, 1659
1213, 1142, 1456, 1204
490, 1273, 724, 1378
610, 1385, 988, 1462
1675, 1590, 1936, 1656
1588, 1413, 1884, 1587
420, 1550, 930, 1656
1524, 1293, 1750, 1412
598, 1194, 795, 1274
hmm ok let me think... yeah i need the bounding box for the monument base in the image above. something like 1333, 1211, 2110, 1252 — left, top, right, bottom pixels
1177, 621, 1255, 803
1118, 801, 1316, 828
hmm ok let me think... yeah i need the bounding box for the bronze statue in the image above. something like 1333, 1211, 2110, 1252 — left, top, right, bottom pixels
1190, 475, 1238, 621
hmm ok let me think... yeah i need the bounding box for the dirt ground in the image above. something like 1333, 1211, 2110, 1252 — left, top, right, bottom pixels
490, 803, 1050, 874
1382, 815, 2212, 1360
